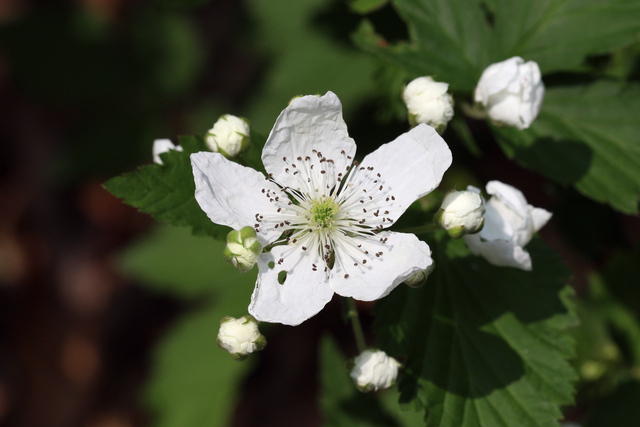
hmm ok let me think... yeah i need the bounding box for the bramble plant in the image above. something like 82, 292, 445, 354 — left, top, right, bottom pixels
104, 0, 640, 426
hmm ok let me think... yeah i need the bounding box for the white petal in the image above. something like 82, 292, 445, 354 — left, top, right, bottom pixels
329, 231, 433, 300
475, 57, 522, 102
261, 92, 356, 190
354, 124, 452, 225
530, 207, 552, 232
249, 245, 334, 326
153, 139, 181, 165
191, 152, 282, 245
486, 180, 529, 219
464, 234, 532, 271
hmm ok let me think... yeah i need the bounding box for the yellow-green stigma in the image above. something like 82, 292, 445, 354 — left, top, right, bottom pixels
310, 197, 340, 229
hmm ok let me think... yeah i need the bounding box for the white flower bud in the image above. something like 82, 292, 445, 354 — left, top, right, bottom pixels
403, 76, 454, 133
350, 349, 400, 392
205, 114, 251, 157
434, 190, 485, 239
474, 57, 544, 130
217, 315, 266, 361
224, 226, 263, 273
152, 139, 183, 165
404, 262, 435, 288
463, 181, 552, 271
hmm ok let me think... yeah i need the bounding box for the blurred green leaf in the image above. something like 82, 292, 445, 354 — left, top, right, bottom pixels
374, 232, 577, 426
145, 306, 254, 427
104, 135, 229, 239
120, 224, 257, 299
120, 224, 258, 427
319, 336, 401, 427
586, 380, 640, 427
494, 80, 640, 214
347, 0, 389, 14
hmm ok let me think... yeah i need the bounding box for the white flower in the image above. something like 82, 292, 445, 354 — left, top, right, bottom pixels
403, 76, 454, 132
217, 315, 266, 361
152, 139, 183, 165
205, 114, 250, 157
435, 190, 485, 238
474, 57, 544, 130
350, 349, 400, 392
191, 92, 452, 325
224, 226, 263, 273
463, 181, 552, 270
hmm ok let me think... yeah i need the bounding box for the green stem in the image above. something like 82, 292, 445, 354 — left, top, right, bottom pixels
346, 298, 367, 353
396, 223, 441, 235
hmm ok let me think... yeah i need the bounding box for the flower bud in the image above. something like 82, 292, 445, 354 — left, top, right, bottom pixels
404, 262, 435, 288
350, 349, 400, 392
403, 76, 454, 133
205, 114, 251, 157
463, 181, 552, 271
152, 139, 183, 165
474, 57, 544, 130
434, 190, 485, 239
224, 226, 263, 273
217, 315, 266, 361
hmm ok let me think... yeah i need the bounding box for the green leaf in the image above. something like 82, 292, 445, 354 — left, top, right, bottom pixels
374, 232, 577, 426
493, 80, 640, 214
348, 0, 389, 14
586, 380, 640, 427
319, 336, 401, 427
353, 0, 640, 93
103, 135, 228, 238
490, 0, 640, 74
120, 224, 257, 299
145, 306, 255, 427
352, 0, 492, 92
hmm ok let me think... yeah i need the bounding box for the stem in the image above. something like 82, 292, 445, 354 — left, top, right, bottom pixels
346, 298, 367, 353
396, 223, 441, 235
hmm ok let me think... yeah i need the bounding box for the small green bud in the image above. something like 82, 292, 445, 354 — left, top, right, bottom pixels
404, 262, 435, 288
224, 226, 263, 272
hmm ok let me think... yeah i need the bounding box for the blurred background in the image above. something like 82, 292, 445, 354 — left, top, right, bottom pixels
1, 1, 639, 426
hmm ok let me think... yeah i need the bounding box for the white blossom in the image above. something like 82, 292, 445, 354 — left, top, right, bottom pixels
217, 315, 266, 361
474, 57, 544, 130
403, 76, 454, 133
224, 226, 263, 273
152, 139, 183, 165
191, 92, 452, 325
463, 181, 552, 270
205, 114, 250, 157
435, 190, 485, 238
350, 349, 400, 392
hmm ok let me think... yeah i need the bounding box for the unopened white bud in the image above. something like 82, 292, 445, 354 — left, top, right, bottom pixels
403, 76, 454, 133
435, 190, 485, 239
224, 226, 263, 273
404, 262, 435, 288
205, 114, 251, 157
152, 139, 183, 165
350, 349, 400, 392
474, 57, 544, 130
217, 315, 266, 361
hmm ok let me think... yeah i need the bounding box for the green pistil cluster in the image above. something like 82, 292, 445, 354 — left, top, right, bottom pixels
310, 197, 340, 229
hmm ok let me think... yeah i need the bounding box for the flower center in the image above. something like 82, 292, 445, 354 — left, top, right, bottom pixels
309, 196, 340, 229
